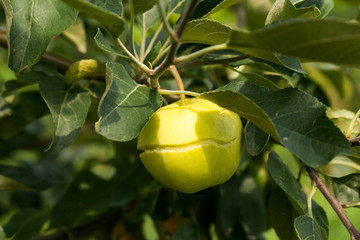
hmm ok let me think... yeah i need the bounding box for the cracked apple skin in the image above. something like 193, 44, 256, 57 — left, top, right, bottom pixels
137, 98, 243, 193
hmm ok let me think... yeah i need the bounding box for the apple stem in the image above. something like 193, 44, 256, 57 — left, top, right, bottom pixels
169, 65, 186, 105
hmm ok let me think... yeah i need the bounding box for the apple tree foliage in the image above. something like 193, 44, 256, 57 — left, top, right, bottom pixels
0, 0, 360, 239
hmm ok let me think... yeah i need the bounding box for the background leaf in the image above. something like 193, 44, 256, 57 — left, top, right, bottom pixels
219, 173, 268, 237
2, 0, 78, 72
229, 19, 360, 67
133, 0, 157, 15
265, 0, 320, 25
50, 158, 156, 227
0, 91, 48, 139
39, 77, 92, 151
61, 0, 125, 37
95, 62, 162, 142
245, 122, 270, 156
295, 215, 324, 240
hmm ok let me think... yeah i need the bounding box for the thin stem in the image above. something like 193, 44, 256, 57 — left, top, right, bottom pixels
157, 89, 200, 97
116, 38, 152, 76
151, 0, 199, 88
177, 54, 250, 70
306, 167, 360, 240
129, 0, 139, 60
175, 43, 229, 65
152, 41, 171, 65
307, 180, 317, 218
157, 0, 177, 42
140, 14, 147, 61
144, 22, 164, 58
169, 65, 185, 105
346, 109, 360, 138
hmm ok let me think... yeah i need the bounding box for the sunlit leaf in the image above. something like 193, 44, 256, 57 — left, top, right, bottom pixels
265, 0, 320, 25
61, 0, 125, 37
2, 0, 78, 72
95, 62, 162, 141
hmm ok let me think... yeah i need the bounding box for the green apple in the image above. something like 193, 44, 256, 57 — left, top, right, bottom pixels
137, 98, 243, 193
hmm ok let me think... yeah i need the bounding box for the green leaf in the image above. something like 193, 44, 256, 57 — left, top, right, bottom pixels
228, 19, 360, 67
144, 42, 161, 67
94, 29, 127, 58
0, 91, 49, 139
181, 20, 304, 72
39, 76, 92, 151
268, 151, 307, 213
245, 122, 269, 156
192, 0, 241, 19
268, 187, 299, 240
219, 174, 268, 237
268, 151, 329, 235
295, 0, 334, 18
2, 0, 78, 72
265, 0, 320, 25
4, 208, 48, 240
95, 62, 162, 142
182, 19, 232, 45
0, 156, 65, 191
133, 0, 157, 15
295, 215, 324, 240
173, 222, 200, 240
204, 80, 350, 167
50, 157, 156, 227
0, 224, 7, 240
61, 0, 125, 37
333, 173, 360, 207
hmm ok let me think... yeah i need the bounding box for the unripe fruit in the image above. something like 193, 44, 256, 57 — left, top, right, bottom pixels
137, 98, 243, 193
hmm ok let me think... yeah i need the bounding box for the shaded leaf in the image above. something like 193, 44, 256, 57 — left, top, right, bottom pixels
0, 224, 7, 240
265, 0, 320, 25
39, 76, 92, 151
0, 91, 48, 139
173, 222, 200, 240
192, 0, 240, 19
0, 157, 65, 191
144, 42, 162, 67
133, 0, 157, 15
4, 208, 48, 240
61, 0, 125, 37
269, 187, 299, 240
219, 173, 268, 237
95, 62, 162, 141
50, 158, 156, 227
203, 80, 350, 167
333, 173, 360, 207
295, 215, 324, 240
268, 151, 329, 234
229, 19, 360, 67
245, 122, 269, 156
295, 0, 334, 18
94, 28, 127, 58
2, 0, 78, 72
